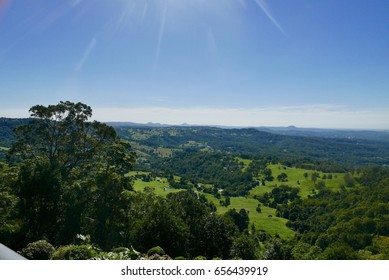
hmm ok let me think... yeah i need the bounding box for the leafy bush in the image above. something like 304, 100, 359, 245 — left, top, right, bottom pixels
147, 246, 165, 256
320, 243, 360, 260
51, 245, 98, 260
20, 240, 55, 260
194, 255, 207, 260
230, 235, 258, 260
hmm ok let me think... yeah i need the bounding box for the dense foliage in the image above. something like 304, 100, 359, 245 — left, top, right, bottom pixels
147, 151, 264, 196
1, 102, 135, 250
1, 103, 389, 260
116, 126, 389, 168
282, 167, 389, 259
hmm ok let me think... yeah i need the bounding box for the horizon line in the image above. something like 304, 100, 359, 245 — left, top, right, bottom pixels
1, 104, 389, 130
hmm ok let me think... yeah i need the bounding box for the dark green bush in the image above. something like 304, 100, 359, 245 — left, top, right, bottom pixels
20, 240, 55, 260
51, 244, 97, 260
147, 246, 165, 256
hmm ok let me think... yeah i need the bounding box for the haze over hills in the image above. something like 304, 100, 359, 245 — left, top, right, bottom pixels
3, 118, 389, 142
105, 121, 389, 141
253, 126, 389, 142
2, 118, 389, 167
106, 121, 172, 128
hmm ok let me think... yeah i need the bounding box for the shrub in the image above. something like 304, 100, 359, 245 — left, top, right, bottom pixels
51, 244, 97, 260
147, 254, 172, 260
147, 246, 165, 256
320, 243, 360, 260
230, 235, 258, 260
194, 255, 207, 260
20, 240, 55, 260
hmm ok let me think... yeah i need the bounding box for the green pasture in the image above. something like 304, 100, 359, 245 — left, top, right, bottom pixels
155, 147, 173, 157
132, 175, 181, 197
128, 162, 358, 241
130, 172, 296, 240
250, 164, 346, 198
236, 157, 252, 171
203, 193, 295, 240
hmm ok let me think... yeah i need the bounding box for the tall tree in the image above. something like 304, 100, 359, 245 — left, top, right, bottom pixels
8, 101, 125, 179
7, 101, 135, 246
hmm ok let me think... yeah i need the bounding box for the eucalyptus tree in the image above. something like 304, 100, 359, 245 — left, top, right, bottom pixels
7, 101, 135, 246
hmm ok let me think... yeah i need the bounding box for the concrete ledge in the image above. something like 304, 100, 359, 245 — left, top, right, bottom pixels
0, 243, 27, 260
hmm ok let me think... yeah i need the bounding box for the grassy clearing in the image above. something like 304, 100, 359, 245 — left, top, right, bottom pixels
155, 147, 173, 157
128, 132, 151, 140
130, 173, 296, 240
128, 162, 357, 240
132, 177, 181, 197
127, 171, 149, 176
250, 164, 346, 198
236, 157, 252, 171
130, 162, 357, 240
203, 193, 295, 240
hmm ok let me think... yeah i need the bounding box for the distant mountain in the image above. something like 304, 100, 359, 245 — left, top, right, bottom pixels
0, 118, 31, 147
105, 121, 172, 128
2, 118, 389, 167
108, 121, 389, 142
254, 126, 389, 142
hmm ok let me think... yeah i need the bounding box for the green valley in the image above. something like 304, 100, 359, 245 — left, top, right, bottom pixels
1, 106, 389, 260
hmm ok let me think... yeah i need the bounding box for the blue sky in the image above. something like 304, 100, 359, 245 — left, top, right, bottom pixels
0, 0, 388, 129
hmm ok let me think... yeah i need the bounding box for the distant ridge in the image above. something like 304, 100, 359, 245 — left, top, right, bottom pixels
254, 126, 389, 142
1, 118, 389, 143
105, 121, 389, 142
105, 121, 172, 128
